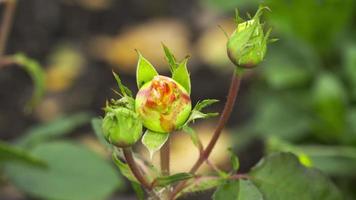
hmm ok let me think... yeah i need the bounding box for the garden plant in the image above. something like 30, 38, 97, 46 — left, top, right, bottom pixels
94, 7, 343, 200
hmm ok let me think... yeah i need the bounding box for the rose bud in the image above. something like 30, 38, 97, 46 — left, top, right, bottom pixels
135, 75, 192, 133
102, 107, 143, 148
227, 7, 271, 68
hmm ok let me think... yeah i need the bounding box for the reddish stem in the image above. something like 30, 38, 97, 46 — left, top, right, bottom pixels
169, 71, 242, 199
160, 136, 170, 176
123, 148, 152, 190
0, 0, 17, 57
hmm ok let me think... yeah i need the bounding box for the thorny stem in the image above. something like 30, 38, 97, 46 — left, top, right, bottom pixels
160, 136, 170, 176
0, 0, 17, 57
169, 70, 242, 199
123, 148, 152, 190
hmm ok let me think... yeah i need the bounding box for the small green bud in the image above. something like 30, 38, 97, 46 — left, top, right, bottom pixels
102, 107, 143, 147
135, 75, 192, 133
227, 7, 271, 68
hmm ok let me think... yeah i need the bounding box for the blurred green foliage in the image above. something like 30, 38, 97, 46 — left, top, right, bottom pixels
202, 0, 356, 199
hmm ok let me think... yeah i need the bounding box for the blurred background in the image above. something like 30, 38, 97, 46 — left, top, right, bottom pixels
1, 0, 356, 199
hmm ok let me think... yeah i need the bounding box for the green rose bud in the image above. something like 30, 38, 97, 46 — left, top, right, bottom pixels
227, 7, 271, 68
135, 75, 192, 133
102, 107, 143, 147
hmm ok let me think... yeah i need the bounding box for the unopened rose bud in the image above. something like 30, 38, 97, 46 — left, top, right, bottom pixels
135, 75, 192, 133
102, 107, 143, 147
227, 7, 270, 68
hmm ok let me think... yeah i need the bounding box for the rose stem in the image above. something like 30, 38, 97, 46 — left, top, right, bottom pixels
123, 148, 152, 190
160, 136, 170, 176
169, 69, 242, 199
0, 0, 17, 58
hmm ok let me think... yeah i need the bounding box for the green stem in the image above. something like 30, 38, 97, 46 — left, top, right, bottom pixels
169, 70, 242, 199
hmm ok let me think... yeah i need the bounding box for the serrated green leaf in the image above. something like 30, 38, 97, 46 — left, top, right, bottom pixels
142, 130, 169, 159
112, 71, 133, 97
250, 152, 343, 200
0, 141, 46, 167
228, 148, 240, 171
155, 173, 194, 187
213, 179, 263, 200
17, 112, 92, 148
12, 53, 45, 113
136, 52, 158, 89
91, 118, 112, 149
5, 141, 122, 200
162, 43, 179, 73
182, 125, 202, 151
172, 58, 191, 94
112, 152, 138, 183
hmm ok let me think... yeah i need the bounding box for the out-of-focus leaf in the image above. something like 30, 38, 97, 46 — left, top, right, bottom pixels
228, 148, 240, 171
344, 44, 356, 100
17, 112, 92, 148
12, 53, 45, 113
266, 0, 354, 53
312, 73, 347, 141
112, 151, 138, 183
45, 45, 85, 92
142, 130, 169, 159
131, 182, 145, 200
213, 179, 263, 200
154, 173, 194, 187
172, 58, 191, 94
91, 118, 112, 149
5, 141, 122, 200
250, 152, 343, 200
136, 52, 158, 89
251, 97, 311, 141
202, 0, 259, 11
0, 141, 45, 167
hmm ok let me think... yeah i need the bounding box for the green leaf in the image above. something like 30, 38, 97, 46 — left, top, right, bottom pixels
344, 44, 356, 99
0, 141, 46, 167
91, 118, 112, 149
131, 181, 145, 200
172, 58, 191, 94
5, 141, 122, 200
112, 71, 133, 97
182, 125, 202, 151
17, 112, 92, 148
194, 99, 219, 111
250, 152, 343, 200
142, 130, 169, 159
185, 99, 219, 124
136, 51, 158, 89
155, 173, 194, 187
13, 53, 45, 113
213, 179, 263, 200
312, 73, 347, 141
112, 151, 138, 183
228, 148, 240, 171
162, 43, 179, 73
